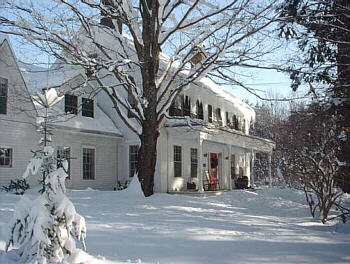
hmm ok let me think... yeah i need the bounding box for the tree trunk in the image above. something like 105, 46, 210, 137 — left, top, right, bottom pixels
138, 121, 160, 197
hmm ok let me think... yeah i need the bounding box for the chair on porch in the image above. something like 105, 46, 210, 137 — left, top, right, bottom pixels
203, 170, 219, 191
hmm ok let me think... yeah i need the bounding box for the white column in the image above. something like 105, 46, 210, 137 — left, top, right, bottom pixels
268, 152, 272, 187
228, 145, 232, 190
198, 136, 204, 192
250, 150, 255, 189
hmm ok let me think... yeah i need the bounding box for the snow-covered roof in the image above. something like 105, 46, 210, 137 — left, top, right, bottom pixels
20, 63, 122, 137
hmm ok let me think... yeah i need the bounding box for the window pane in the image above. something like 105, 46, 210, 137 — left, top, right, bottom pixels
174, 145, 182, 177
82, 98, 94, 117
0, 78, 8, 115
83, 148, 95, 180
57, 147, 71, 178
65, 94, 78, 115
0, 148, 12, 167
129, 145, 138, 177
191, 148, 198, 178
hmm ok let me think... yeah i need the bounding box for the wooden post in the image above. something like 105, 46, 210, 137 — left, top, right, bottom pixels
198, 136, 204, 192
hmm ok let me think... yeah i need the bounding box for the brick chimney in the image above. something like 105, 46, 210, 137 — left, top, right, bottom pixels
190, 46, 206, 68
100, 0, 123, 34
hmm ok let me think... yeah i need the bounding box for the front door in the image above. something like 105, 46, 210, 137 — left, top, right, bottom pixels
209, 153, 219, 190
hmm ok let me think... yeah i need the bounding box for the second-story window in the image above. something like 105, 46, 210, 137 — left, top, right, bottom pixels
197, 101, 203, 120
226, 112, 230, 127
82, 98, 94, 118
208, 105, 213, 123
0, 77, 8, 115
183, 96, 191, 117
232, 115, 239, 130
127, 92, 136, 118
169, 95, 183, 117
65, 94, 78, 115
216, 108, 222, 126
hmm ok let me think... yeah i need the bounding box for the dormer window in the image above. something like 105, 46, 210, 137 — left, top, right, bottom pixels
169, 94, 183, 117
216, 108, 222, 126
208, 105, 213, 123
82, 98, 94, 118
65, 94, 78, 115
232, 115, 239, 130
183, 96, 191, 117
0, 77, 8, 115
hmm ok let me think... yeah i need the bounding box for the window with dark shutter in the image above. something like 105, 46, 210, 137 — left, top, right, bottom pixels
0, 77, 8, 115
82, 98, 94, 117
65, 94, 78, 115
174, 145, 182, 177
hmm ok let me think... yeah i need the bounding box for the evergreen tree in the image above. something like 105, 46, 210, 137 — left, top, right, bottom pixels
5, 89, 87, 263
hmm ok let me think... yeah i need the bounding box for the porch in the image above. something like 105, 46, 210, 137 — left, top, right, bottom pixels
163, 124, 275, 193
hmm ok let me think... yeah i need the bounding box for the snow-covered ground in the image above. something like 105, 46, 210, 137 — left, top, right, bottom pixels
1, 182, 350, 264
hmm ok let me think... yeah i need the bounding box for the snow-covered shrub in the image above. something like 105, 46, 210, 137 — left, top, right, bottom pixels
5, 88, 87, 263
5, 146, 87, 263
1, 179, 30, 195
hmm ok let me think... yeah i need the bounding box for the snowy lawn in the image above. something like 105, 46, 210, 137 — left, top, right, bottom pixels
1, 184, 350, 264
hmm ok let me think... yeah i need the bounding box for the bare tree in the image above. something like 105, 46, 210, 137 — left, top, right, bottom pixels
280, 104, 346, 223
0, 0, 280, 196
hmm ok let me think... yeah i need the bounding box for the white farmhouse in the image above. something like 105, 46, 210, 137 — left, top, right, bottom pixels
0, 33, 275, 193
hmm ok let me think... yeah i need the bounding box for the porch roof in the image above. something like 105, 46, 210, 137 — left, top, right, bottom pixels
164, 123, 275, 153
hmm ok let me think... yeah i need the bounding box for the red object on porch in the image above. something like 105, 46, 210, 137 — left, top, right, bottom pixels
209, 153, 219, 190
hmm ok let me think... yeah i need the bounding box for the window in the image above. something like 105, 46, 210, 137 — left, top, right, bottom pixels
83, 148, 95, 180
82, 98, 94, 117
226, 112, 230, 126
216, 108, 222, 126
0, 148, 12, 167
65, 94, 78, 115
183, 96, 191, 117
196, 100, 203, 120
174, 145, 182, 177
190, 148, 198, 178
208, 105, 213, 123
231, 154, 236, 179
169, 95, 183, 117
129, 145, 138, 177
57, 147, 71, 179
232, 115, 239, 130
0, 77, 8, 115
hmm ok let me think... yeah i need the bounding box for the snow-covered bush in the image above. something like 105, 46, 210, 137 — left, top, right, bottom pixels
1, 179, 30, 195
5, 146, 87, 263
5, 88, 87, 263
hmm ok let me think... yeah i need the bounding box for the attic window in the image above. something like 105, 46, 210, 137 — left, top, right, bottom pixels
226, 112, 230, 126
232, 115, 239, 130
0, 77, 8, 115
208, 105, 213, 123
65, 94, 78, 115
82, 98, 94, 118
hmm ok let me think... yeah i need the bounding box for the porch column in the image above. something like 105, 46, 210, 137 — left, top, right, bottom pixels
250, 150, 255, 188
198, 136, 204, 192
268, 152, 272, 187
228, 145, 232, 190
